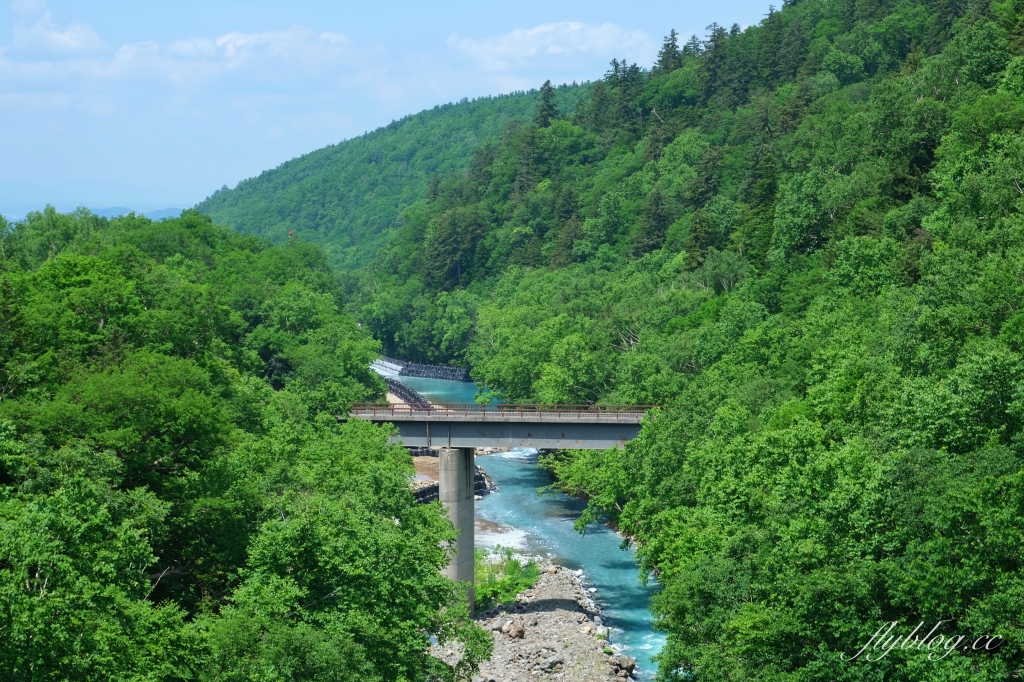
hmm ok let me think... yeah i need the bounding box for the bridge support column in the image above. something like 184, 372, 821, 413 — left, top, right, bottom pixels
438, 446, 475, 613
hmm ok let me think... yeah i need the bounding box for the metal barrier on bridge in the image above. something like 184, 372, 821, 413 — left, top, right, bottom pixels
350, 403, 655, 421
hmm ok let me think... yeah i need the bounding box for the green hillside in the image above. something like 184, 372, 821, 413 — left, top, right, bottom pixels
343, 0, 1024, 679
196, 85, 586, 269
84, 0, 1024, 676
0, 209, 490, 679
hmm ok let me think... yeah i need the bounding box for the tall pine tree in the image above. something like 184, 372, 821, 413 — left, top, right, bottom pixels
534, 80, 559, 128
632, 186, 674, 256
655, 29, 682, 73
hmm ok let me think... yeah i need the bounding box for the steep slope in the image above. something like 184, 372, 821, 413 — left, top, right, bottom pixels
196, 85, 586, 269
345, 1, 1024, 679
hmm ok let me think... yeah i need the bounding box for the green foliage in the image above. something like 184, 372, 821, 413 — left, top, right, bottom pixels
283, 0, 1023, 678
196, 86, 586, 270
0, 210, 490, 680
473, 546, 542, 611
30, 0, 1023, 676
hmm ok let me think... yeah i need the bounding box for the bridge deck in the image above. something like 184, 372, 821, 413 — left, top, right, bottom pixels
350, 403, 649, 422
348, 403, 654, 449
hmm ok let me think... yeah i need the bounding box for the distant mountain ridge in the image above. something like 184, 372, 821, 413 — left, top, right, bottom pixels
92, 207, 183, 220
194, 85, 587, 270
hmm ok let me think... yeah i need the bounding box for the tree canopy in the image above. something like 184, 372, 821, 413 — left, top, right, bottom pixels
325, 0, 1023, 677
0, 209, 490, 680
195, 86, 585, 271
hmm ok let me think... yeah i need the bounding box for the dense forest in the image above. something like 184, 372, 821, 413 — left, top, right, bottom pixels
0, 209, 491, 680
328, 0, 1022, 678
6, 0, 1024, 677
196, 86, 585, 270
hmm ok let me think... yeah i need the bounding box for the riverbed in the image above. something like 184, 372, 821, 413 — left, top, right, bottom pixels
476, 448, 664, 680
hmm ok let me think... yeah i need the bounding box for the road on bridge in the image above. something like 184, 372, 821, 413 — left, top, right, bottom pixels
348, 402, 652, 449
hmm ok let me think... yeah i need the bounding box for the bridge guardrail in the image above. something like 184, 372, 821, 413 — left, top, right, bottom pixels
350, 403, 655, 420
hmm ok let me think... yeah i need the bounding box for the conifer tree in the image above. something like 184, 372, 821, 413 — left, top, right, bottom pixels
534, 80, 559, 128
632, 186, 673, 256
427, 173, 441, 202
655, 29, 682, 73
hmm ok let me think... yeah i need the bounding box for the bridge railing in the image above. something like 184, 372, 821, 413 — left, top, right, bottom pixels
350, 403, 656, 420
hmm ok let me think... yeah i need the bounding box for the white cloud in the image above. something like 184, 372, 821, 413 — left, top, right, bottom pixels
215, 27, 352, 67
10, 0, 46, 17
448, 21, 656, 71
0, 23, 359, 90
165, 38, 219, 60
12, 10, 107, 56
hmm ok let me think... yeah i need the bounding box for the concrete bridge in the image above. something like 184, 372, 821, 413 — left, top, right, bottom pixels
349, 403, 652, 611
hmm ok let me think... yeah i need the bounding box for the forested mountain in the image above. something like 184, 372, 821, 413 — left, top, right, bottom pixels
337, 0, 1024, 678
196, 86, 585, 269
7, 0, 1024, 676
0, 208, 490, 680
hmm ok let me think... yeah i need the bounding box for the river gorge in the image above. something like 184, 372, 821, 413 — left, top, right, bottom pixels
375, 370, 666, 681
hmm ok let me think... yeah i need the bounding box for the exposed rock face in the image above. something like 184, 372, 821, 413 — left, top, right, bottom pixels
433, 563, 638, 682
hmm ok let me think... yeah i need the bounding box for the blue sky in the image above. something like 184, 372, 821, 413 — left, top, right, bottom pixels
1, 0, 773, 218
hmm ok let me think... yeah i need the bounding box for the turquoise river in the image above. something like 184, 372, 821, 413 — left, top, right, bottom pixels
378, 372, 666, 680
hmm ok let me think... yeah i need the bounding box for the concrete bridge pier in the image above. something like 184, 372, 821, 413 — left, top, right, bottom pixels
438, 446, 475, 613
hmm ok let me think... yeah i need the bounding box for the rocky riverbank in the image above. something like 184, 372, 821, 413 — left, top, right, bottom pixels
433, 563, 638, 682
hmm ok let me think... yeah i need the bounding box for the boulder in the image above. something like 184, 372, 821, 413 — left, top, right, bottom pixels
619, 655, 636, 673
500, 619, 513, 633
594, 625, 610, 639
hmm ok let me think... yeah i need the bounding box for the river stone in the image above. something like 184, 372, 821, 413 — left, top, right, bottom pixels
619, 655, 636, 673
501, 619, 513, 633
508, 623, 523, 638
593, 616, 602, 626
542, 655, 564, 670
594, 625, 610, 639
